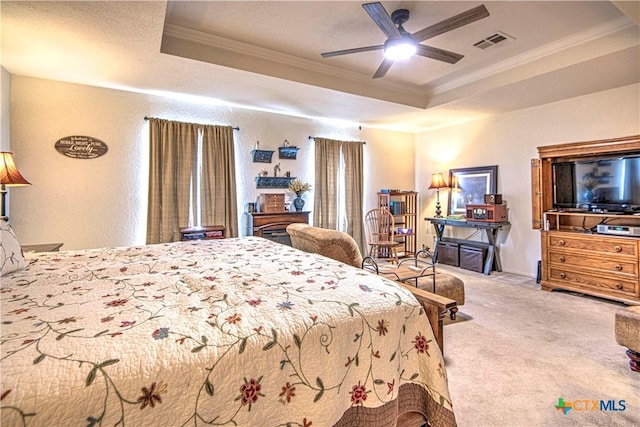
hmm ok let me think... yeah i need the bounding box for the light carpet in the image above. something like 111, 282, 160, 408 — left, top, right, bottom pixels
434, 265, 639, 427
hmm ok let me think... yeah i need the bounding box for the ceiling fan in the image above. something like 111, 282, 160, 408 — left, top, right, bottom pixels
321, 2, 490, 79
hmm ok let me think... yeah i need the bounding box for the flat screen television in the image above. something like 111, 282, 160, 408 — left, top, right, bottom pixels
552, 154, 640, 212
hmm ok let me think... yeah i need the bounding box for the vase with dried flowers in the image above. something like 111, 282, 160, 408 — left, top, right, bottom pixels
288, 179, 311, 211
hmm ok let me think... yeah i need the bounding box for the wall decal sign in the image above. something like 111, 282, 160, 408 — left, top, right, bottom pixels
55, 136, 108, 159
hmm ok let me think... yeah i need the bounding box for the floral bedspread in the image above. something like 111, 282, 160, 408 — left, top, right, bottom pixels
1, 237, 455, 426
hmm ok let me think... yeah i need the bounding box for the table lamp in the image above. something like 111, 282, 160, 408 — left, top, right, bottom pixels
428, 172, 448, 218
0, 151, 31, 222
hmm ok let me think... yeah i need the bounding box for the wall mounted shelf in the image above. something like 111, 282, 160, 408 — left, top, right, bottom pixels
252, 149, 274, 163
256, 176, 296, 188
278, 146, 299, 160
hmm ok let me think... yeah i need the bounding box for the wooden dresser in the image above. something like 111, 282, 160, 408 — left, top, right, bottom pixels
541, 226, 639, 302
246, 211, 310, 245
533, 135, 640, 304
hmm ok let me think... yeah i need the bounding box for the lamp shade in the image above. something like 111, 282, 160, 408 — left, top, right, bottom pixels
0, 152, 31, 186
428, 173, 448, 190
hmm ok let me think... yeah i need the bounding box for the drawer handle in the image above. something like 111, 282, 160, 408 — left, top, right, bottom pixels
615, 264, 622, 271
615, 283, 623, 290
558, 240, 565, 246
558, 256, 566, 262
614, 246, 622, 253
559, 272, 566, 279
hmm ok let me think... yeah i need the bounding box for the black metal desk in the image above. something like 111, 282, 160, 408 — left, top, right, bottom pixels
426, 218, 510, 275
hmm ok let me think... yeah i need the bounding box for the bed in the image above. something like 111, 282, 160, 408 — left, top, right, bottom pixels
1, 236, 456, 426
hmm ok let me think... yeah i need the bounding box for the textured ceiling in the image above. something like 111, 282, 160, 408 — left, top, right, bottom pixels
1, 1, 639, 132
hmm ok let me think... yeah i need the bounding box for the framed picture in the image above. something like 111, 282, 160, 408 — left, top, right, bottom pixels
448, 165, 498, 215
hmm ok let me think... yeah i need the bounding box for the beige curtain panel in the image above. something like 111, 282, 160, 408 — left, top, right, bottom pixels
313, 138, 341, 230
146, 118, 238, 244
342, 141, 365, 253
313, 137, 366, 253
147, 118, 197, 244
201, 125, 239, 237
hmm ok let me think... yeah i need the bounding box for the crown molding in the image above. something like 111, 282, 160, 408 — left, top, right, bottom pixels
163, 23, 424, 100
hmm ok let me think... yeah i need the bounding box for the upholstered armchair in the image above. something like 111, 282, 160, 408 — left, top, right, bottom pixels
615, 306, 640, 372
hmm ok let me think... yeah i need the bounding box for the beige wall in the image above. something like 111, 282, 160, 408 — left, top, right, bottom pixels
9, 76, 414, 250
416, 83, 640, 277
9, 75, 639, 278
1, 67, 10, 151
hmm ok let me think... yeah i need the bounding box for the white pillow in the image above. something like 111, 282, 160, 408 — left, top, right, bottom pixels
1, 219, 26, 276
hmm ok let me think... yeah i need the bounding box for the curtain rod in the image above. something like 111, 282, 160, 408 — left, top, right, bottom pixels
144, 116, 239, 131
308, 136, 366, 144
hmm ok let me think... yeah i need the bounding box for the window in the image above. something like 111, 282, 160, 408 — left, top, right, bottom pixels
147, 118, 238, 243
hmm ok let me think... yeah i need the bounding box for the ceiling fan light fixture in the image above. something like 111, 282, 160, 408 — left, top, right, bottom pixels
384, 36, 417, 60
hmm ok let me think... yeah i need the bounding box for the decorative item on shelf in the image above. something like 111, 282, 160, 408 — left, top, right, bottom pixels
484, 194, 503, 205
428, 172, 448, 218
259, 193, 285, 213
0, 151, 31, 222
278, 140, 300, 160
446, 214, 466, 220
465, 204, 508, 222
288, 178, 312, 212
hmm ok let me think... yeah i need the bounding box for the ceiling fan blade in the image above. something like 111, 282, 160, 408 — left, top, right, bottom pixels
321, 44, 384, 58
362, 2, 401, 39
416, 44, 464, 64
372, 58, 394, 79
411, 5, 490, 42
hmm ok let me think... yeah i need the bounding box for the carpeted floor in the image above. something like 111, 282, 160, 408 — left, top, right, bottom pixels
433, 265, 639, 427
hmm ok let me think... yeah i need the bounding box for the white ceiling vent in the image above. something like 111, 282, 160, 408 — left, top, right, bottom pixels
473, 31, 515, 50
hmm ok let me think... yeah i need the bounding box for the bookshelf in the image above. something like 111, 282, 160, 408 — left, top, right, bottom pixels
378, 191, 418, 258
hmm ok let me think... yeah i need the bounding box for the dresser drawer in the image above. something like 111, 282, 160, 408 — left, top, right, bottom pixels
261, 204, 283, 213
548, 251, 638, 277
548, 267, 638, 296
260, 194, 284, 203
548, 234, 638, 256
259, 193, 285, 213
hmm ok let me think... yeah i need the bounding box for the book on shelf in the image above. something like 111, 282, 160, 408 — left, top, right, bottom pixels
389, 201, 407, 215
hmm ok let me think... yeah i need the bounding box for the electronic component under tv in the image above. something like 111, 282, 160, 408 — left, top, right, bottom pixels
552, 155, 640, 212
